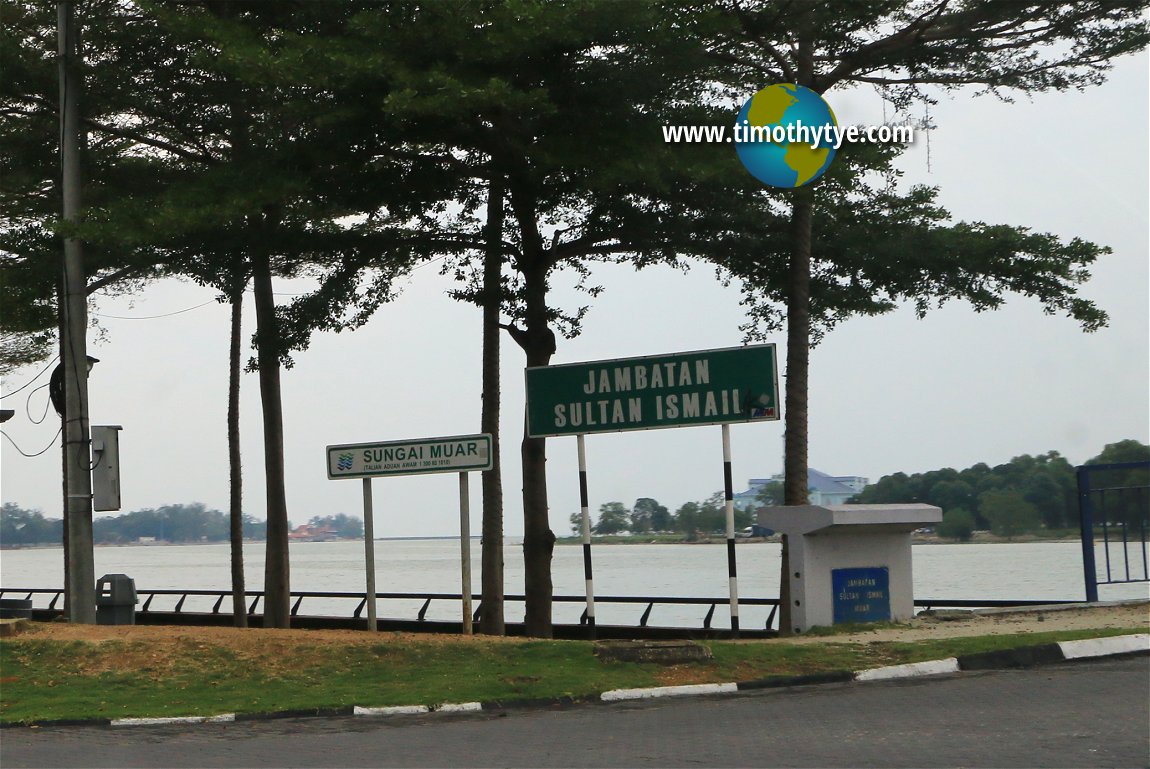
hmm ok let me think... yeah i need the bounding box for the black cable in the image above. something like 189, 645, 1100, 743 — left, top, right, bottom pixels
94, 299, 216, 319
2, 427, 62, 458
0, 356, 59, 400
26, 383, 53, 425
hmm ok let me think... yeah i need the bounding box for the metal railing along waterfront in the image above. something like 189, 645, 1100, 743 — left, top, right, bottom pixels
0, 586, 1079, 638
1077, 460, 1150, 602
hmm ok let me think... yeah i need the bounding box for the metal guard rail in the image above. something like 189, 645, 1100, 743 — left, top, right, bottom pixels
0, 587, 1078, 632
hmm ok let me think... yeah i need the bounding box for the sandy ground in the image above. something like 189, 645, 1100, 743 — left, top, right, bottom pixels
780, 600, 1149, 645
3, 600, 1146, 650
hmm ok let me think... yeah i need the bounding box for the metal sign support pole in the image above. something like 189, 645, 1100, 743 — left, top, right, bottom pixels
362, 478, 377, 631
459, 471, 473, 635
722, 424, 740, 637
577, 434, 596, 638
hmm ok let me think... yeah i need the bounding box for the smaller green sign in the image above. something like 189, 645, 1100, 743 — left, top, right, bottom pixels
525, 344, 778, 438
327, 434, 493, 479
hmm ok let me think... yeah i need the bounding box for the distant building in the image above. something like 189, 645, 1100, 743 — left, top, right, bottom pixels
288, 523, 338, 542
733, 469, 869, 511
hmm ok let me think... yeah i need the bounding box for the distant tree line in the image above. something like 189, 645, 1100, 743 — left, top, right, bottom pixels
566, 439, 1148, 544
853, 440, 1149, 541
570, 495, 756, 541
0, 503, 362, 547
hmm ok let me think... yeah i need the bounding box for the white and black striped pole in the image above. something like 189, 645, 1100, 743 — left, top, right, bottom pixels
722, 424, 740, 637
577, 433, 596, 638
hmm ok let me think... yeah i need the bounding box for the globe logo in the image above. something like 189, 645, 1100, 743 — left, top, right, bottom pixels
735, 83, 838, 188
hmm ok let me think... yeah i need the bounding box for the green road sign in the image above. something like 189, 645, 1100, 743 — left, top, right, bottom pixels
327, 434, 493, 479
525, 344, 778, 438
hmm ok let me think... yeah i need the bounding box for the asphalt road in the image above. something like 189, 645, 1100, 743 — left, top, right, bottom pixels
2, 657, 1147, 768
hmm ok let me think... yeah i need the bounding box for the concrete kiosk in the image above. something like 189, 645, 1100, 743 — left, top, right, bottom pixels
759, 504, 942, 634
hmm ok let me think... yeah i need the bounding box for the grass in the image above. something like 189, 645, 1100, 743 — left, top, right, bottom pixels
0, 626, 1143, 725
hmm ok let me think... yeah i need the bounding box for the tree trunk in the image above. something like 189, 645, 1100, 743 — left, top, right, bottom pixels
479, 176, 506, 635
227, 283, 247, 628
519, 259, 557, 637
783, 186, 813, 509
778, 185, 814, 637
251, 245, 291, 629
507, 175, 557, 639
776, 32, 816, 639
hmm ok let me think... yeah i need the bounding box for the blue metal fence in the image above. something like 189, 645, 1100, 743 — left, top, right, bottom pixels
1077, 460, 1150, 601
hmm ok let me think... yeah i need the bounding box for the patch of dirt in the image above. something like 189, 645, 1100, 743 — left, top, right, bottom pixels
778, 601, 1149, 645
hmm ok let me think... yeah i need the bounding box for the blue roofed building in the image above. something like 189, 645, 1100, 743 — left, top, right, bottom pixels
733, 469, 869, 512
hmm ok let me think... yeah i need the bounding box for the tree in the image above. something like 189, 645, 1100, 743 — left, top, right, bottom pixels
936, 508, 975, 542
698, 491, 727, 535
754, 481, 784, 508
979, 489, 1041, 540
707, 0, 1147, 635
392, 0, 743, 636
674, 501, 703, 541
0, 503, 61, 546
592, 503, 630, 536
929, 480, 977, 518
1085, 440, 1150, 528
1087, 440, 1150, 466
49, 2, 423, 627
631, 498, 670, 534
1023, 471, 1070, 530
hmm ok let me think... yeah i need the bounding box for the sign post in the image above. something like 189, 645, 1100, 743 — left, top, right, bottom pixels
526, 345, 778, 636
458, 472, 472, 635
362, 478, 377, 630
326, 434, 493, 634
576, 434, 595, 637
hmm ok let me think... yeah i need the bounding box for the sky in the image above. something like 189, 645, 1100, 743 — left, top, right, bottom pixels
1, 51, 1147, 539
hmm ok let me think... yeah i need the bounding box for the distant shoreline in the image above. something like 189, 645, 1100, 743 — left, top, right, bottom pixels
554, 532, 1090, 546
2, 532, 1102, 551
0, 535, 488, 551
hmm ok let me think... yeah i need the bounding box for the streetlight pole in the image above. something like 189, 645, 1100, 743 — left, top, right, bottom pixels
58, 0, 96, 623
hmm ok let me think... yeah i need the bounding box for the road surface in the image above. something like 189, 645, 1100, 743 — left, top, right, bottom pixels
2, 657, 1146, 768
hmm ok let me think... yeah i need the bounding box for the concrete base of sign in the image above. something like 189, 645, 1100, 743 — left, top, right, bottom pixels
759, 504, 942, 635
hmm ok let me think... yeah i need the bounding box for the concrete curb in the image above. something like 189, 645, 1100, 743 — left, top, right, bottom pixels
855, 657, 960, 681
112, 714, 235, 727
5, 633, 1146, 730
601, 682, 738, 702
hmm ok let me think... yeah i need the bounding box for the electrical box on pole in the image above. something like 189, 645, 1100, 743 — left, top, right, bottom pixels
91, 425, 122, 512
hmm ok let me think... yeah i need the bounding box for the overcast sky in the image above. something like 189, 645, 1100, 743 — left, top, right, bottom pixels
2, 51, 1147, 539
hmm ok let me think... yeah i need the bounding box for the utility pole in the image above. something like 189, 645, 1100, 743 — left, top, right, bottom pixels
57, 0, 96, 623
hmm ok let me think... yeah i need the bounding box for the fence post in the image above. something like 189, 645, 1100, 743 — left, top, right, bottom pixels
1076, 466, 1099, 602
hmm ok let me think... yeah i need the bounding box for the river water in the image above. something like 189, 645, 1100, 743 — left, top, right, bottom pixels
2, 539, 1146, 628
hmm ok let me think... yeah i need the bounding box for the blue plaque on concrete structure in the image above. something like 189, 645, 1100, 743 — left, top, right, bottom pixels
832, 567, 890, 624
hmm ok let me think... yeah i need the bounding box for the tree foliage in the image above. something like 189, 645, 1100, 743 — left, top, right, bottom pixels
978, 489, 1042, 540
592, 503, 631, 536
0, 502, 62, 546
855, 440, 1148, 533
0, 502, 275, 546
936, 507, 975, 542
307, 514, 364, 539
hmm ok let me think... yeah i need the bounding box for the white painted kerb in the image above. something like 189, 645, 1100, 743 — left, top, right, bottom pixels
855, 658, 960, 681
1058, 634, 1149, 659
